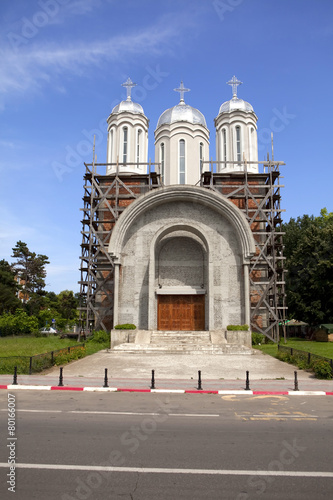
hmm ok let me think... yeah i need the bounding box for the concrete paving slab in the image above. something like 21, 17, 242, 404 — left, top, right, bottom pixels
41, 349, 314, 380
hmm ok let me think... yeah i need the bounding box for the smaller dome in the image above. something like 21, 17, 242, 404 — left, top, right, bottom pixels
219, 96, 254, 114
112, 99, 144, 114
157, 102, 207, 128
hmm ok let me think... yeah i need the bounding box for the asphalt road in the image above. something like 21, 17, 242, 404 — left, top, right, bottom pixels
1, 391, 333, 500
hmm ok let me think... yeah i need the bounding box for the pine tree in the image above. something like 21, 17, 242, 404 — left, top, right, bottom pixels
11, 241, 50, 311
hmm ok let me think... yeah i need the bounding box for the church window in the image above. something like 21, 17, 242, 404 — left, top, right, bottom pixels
108, 129, 113, 163
250, 127, 255, 161
160, 143, 165, 183
199, 142, 204, 175
179, 139, 185, 184
222, 129, 227, 166
123, 127, 128, 164
137, 129, 142, 165
236, 126, 241, 162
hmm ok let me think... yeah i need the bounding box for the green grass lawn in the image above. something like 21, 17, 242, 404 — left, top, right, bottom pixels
254, 337, 333, 360
0, 335, 109, 374
0, 336, 79, 357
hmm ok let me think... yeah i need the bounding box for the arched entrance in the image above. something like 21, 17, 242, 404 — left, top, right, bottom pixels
152, 229, 208, 331
156, 235, 206, 330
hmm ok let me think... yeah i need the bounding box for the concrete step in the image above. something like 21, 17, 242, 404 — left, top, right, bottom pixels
150, 331, 211, 345
112, 343, 253, 355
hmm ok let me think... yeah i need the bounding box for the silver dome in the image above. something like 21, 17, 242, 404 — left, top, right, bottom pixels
157, 102, 207, 128
112, 99, 144, 114
219, 96, 254, 114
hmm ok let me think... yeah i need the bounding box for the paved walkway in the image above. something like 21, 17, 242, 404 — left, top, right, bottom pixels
1, 349, 333, 393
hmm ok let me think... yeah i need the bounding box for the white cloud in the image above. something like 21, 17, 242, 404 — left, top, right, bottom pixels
0, 18, 185, 104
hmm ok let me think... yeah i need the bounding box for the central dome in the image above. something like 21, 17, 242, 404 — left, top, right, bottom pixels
156, 80, 207, 129
219, 96, 254, 114
157, 101, 207, 128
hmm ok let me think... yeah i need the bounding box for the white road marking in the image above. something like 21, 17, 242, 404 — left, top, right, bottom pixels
290, 391, 326, 396
0, 409, 219, 417
0, 463, 332, 477
168, 413, 219, 417
239, 414, 319, 418
69, 411, 161, 416
83, 387, 117, 392
16, 410, 62, 413
218, 390, 253, 395
151, 389, 185, 393
6, 385, 51, 390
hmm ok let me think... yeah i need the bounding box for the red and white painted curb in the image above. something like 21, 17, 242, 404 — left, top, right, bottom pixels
0, 385, 332, 395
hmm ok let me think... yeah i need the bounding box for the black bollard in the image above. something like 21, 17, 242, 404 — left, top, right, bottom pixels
150, 369, 155, 389
58, 367, 64, 387
103, 368, 109, 388
245, 370, 250, 390
13, 366, 18, 385
197, 370, 203, 390
294, 371, 299, 391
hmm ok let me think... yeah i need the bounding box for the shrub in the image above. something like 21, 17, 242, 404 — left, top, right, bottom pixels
53, 347, 86, 366
0, 310, 39, 336
296, 359, 310, 371
227, 324, 249, 331
276, 351, 293, 364
312, 360, 333, 379
114, 324, 136, 330
88, 330, 110, 343
252, 332, 265, 345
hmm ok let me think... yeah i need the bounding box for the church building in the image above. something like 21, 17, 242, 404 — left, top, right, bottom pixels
79, 76, 286, 348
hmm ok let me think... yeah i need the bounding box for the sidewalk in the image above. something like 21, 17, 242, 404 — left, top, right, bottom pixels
1, 349, 333, 394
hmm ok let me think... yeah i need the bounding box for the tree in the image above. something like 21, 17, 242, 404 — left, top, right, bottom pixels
11, 241, 50, 312
57, 290, 78, 321
0, 259, 21, 314
283, 209, 333, 325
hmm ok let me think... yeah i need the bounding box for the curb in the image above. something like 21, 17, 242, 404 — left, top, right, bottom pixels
1, 385, 332, 396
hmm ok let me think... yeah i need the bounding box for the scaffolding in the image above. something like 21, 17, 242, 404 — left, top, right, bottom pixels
200, 159, 287, 342
79, 159, 286, 342
78, 162, 161, 334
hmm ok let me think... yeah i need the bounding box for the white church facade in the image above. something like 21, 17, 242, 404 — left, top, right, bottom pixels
79, 76, 286, 345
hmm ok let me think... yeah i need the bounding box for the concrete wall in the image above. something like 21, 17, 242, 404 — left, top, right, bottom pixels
225, 329, 251, 348
110, 329, 152, 349
158, 236, 204, 287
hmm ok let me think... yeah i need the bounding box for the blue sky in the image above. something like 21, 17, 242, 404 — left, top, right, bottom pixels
1, 0, 333, 294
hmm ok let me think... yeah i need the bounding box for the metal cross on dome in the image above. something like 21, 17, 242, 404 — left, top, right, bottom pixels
174, 81, 190, 102
227, 75, 242, 98
122, 77, 137, 100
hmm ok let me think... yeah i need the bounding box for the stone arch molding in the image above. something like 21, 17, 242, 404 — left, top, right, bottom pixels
108, 185, 256, 263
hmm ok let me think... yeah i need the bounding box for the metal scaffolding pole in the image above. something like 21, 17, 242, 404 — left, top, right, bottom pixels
78, 163, 161, 333
200, 159, 287, 342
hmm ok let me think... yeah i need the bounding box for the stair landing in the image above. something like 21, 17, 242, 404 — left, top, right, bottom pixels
112, 330, 252, 355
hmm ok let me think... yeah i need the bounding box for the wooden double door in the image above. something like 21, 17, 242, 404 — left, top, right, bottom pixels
158, 295, 205, 331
